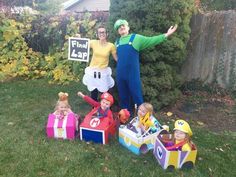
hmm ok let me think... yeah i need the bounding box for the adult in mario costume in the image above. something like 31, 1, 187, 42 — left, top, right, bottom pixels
114, 19, 177, 112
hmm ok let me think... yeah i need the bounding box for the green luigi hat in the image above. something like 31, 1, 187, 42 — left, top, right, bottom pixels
114, 19, 129, 31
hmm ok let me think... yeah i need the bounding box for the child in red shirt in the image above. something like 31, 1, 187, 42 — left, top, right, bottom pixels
77, 91, 114, 119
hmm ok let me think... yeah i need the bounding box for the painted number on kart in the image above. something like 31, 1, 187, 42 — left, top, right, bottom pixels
90, 118, 100, 127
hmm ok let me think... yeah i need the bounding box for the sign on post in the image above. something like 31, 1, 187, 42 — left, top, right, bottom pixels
68, 37, 90, 62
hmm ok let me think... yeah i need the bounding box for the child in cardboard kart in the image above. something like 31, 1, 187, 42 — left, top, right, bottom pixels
163, 119, 193, 151
54, 92, 73, 119
127, 102, 163, 137
77, 91, 116, 144
118, 102, 167, 155
46, 92, 78, 139
77, 91, 114, 119
154, 119, 197, 169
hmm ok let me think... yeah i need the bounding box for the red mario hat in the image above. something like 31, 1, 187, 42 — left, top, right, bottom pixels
101, 92, 114, 105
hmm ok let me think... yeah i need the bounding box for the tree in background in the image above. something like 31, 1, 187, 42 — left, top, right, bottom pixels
109, 0, 195, 109
201, 0, 236, 11
0, 0, 66, 15
0, 0, 35, 7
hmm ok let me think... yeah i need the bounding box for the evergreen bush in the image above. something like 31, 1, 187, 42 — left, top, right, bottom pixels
109, 0, 195, 109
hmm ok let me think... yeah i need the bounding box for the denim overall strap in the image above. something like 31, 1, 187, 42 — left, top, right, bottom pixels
116, 34, 144, 113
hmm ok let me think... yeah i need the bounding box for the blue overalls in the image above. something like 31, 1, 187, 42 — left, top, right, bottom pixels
116, 34, 143, 112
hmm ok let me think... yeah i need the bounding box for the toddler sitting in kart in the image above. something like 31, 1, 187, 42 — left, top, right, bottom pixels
77, 91, 114, 120
127, 102, 163, 137
163, 119, 194, 151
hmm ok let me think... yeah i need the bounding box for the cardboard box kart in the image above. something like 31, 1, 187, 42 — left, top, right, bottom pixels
80, 114, 116, 144
153, 134, 197, 170
46, 112, 76, 140
119, 123, 160, 155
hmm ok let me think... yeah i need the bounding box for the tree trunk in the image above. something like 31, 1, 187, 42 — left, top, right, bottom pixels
182, 10, 236, 90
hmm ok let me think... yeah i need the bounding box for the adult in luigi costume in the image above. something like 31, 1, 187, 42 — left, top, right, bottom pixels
114, 19, 177, 112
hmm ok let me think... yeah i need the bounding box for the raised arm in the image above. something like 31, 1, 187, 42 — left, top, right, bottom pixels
77, 91, 85, 98
164, 24, 178, 38
77, 91, 100, 107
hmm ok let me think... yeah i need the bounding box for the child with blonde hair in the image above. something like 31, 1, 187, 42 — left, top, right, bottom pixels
46, 92, 79, 139
165, 119, 193, 151
129, 102, 162, 136
54, 92, 72, 119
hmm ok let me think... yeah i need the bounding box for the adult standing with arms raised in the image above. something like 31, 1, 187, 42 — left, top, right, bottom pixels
82, 25, 117, 101
114, 19, 177, 113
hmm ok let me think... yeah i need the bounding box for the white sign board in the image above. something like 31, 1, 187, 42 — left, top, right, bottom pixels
68, 37, 90, 62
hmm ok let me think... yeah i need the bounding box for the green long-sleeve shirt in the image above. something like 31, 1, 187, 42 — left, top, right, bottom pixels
116, 33, 167, 51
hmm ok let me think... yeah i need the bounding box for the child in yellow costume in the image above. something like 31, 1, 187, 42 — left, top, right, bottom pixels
166, 119, 193, 151
130, 103, 161, 136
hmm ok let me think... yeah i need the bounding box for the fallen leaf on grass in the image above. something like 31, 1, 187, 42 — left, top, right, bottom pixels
215, 147, 224, 152
224, 143, 230, 147
29, 137, 34, 145
103, 166, 109, 173
37, 171, 47, 176
198, 157, 203, 161
219, 148, 224, 152
167, 112, 173, 116
197, 121, 204, 126
7, 122, 14, 125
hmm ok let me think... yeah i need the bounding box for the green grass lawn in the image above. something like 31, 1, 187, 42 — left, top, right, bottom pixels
0, 79, 236, 177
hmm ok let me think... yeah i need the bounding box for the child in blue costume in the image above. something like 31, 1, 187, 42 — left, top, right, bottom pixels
114, 19, 177, 112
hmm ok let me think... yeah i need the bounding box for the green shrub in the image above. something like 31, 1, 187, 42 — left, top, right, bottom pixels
109, 0, 195, 109
41, 14, 97, 84
0, 12, 98, 84
0, 13, 45, 81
